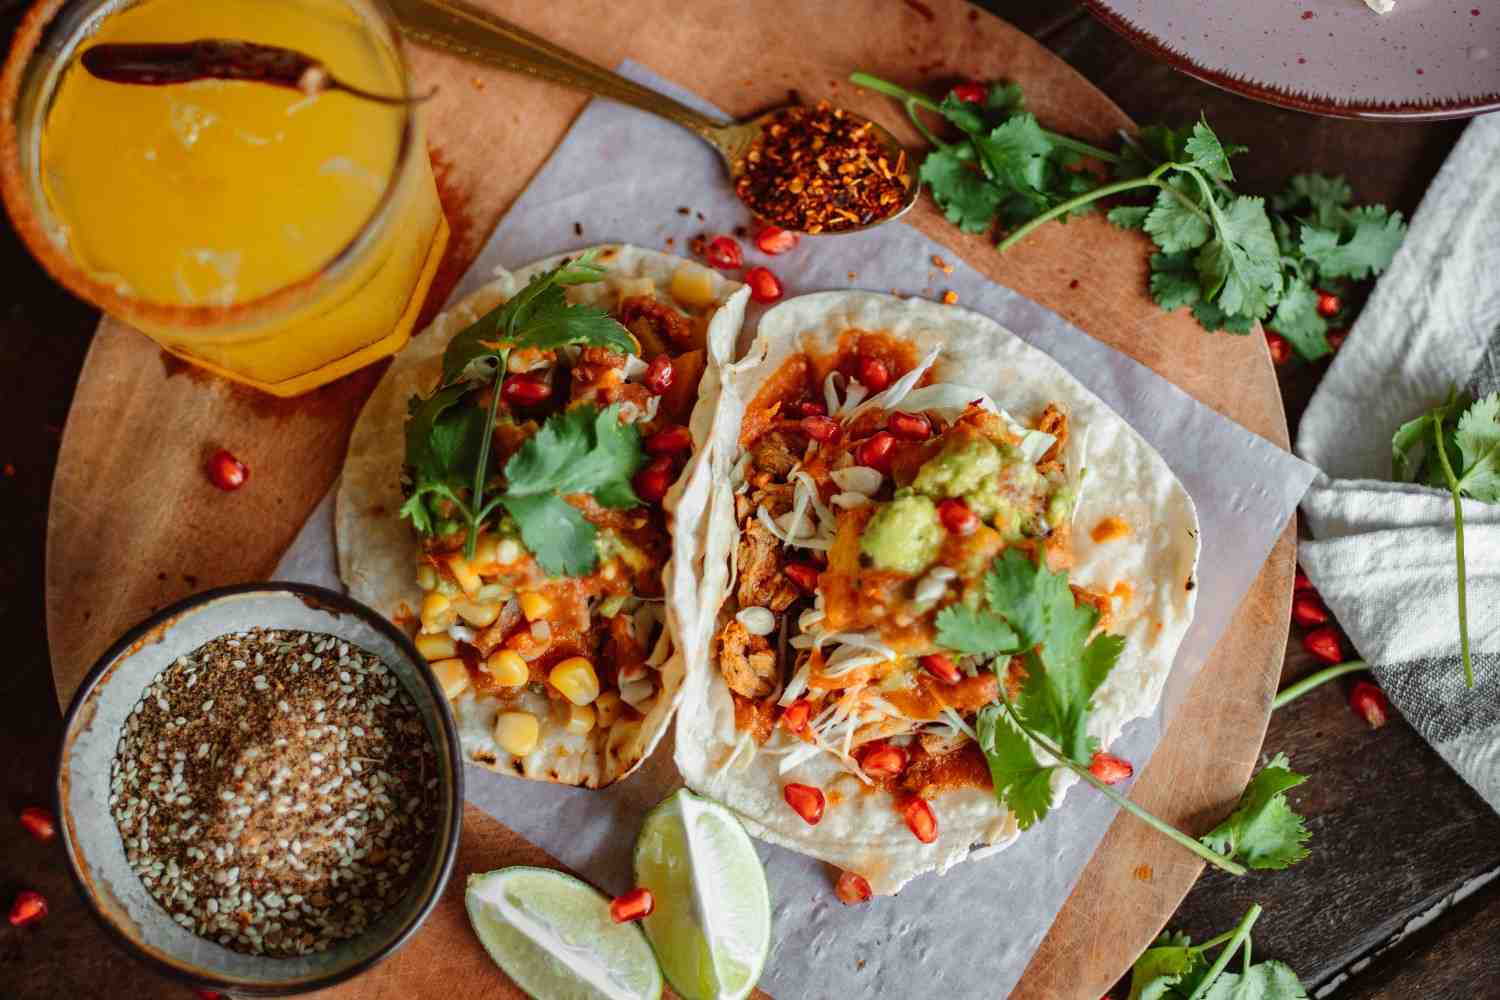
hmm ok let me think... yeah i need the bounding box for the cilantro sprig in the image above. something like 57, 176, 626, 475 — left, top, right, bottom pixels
400, 252, 645, 576
936, 549, 1310, 877
1129, 905, 1308, 1000
1392, 390, 1500, 687
848, 73, 1406, 359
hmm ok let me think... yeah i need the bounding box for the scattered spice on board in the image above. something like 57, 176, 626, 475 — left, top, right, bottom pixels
734, 102, 910, 234
109, 629, 440, 957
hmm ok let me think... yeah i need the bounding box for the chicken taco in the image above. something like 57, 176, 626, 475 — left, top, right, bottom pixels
673, 291, 1199, 893
339, 245, 748, 787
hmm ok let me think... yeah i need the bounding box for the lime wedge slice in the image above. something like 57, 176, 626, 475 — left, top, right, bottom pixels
633, 789, 772, 1000
464, 866, 663, 1000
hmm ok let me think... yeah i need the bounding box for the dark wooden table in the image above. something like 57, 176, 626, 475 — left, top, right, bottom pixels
3, 2, 1497, 997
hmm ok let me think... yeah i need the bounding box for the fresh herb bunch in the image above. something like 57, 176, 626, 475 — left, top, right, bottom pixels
401, 252, 645, 576
1129, 905, 1308, 1000
848, 73, 1406, 359
936, 549, 1310, 877
1392, 390, 1500, 688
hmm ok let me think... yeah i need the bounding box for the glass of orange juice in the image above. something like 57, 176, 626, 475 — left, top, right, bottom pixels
1, 0, 448, 396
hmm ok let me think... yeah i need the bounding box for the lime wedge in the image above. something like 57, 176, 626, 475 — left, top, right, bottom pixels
633, 789, 772, 1000
464, 866, 663, 1000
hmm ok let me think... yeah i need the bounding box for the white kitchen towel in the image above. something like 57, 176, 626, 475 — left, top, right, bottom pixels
1296, 112, 1500, 812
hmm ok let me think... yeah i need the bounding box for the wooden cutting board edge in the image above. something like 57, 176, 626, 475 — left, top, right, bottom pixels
43, 2, 1295, 997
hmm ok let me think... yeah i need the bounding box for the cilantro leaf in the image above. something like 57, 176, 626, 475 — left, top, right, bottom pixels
1269, 277, 1331, 361
1455, 392, 1500, 501
1144, 176, 1213, 253
1299, 205, 1406, 280
1115, 123, 1195, 180
1128, 932, 1201, 1000
1108, 205, 1151, 230
934, 605, 1019, 656
1200, 962, 1308, 1000
400, 385, 487, 536
1271, 173, 1353, 230
497, 493, 598, 578
1183, 118, 1244, 183
1199, 754, 1310, 870
975, 706, 1055, 829
1189, 299, 1255, 335
1131, 908, 1308, 1000
920, 148, 1003, 234
1195, 195, 1283, 321
972, 114, 1054, 196
1149, 251, 1202, 312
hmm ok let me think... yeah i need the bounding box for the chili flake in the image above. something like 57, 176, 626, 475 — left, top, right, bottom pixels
941, 290, 958, 305
734, 102, 911, 234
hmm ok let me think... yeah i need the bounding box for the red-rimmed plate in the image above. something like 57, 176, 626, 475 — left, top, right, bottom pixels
1082, 0, 1500, 120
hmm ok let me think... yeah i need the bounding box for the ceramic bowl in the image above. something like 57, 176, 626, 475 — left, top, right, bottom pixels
56, 583, 464, 996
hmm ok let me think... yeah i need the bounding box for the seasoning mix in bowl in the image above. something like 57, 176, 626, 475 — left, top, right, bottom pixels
58, 584, 462, 996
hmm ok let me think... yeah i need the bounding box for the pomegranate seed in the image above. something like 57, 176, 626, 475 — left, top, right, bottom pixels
781, 699, 812, 734
855, 431, 895, 471
1088, 751, 1134, 785
1348, 681, 1390, 729
644, 425, 693, 456
855, 356, 891, 392
1316, 289, 1341, 317
633, 456, 675, 504
800, 415, 839, 442
206, 448, 248, 492
501, 374, 551, 406
919, 653, 961, 685
8, 890, 46, 927
1265, 331, 1292, 367
754, 226, 798, 256
195, 991, 224, 1000
19, 807, 55, 842
886, 411, 932, 441
644, 354, 674, 395
746, 266, 784, 304
1294, 567, 1314, 592
900, 796, 938, 843
609, 887, 655, 923
834, 869, 872, 905
858, 743, 909, 778
951, 81, 986, 103
937, 498, 978, 536
795, 399, 827, 417
704, 235, 744, 270
1291, 593, 1330, 628
784, 561, 821, 593
1327, 328, 1348, 352
1302, 626, 1344, 665
784, 783, 825, 825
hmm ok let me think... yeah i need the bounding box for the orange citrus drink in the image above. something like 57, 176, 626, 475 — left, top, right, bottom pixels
7, 0, 446, 395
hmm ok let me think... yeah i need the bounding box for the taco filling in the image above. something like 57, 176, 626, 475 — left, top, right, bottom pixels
714, 331, 1113, 834
395, 249, 735, 785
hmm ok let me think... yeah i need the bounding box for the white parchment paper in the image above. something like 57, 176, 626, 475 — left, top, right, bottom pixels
274, 63, 1316, 999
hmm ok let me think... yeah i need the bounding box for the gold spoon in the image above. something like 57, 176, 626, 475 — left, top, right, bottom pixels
386, 0, 918, 235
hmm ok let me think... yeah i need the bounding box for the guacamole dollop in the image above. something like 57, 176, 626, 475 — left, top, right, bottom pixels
860, 493, 942, 574
910, 434, 1044, 540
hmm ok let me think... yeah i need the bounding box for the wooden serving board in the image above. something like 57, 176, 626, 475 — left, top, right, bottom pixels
45, 1, 1295, 996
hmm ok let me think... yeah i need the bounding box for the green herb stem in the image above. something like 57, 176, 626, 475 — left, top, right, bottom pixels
997, 172, 1165, 252
1432, 414, 1475, 688
1187, 904, 1262, 1000
847, 71, 1123, 164
464, 369, 506, 560
1017, 714, 1248, 876
1272, 660, 1368, 710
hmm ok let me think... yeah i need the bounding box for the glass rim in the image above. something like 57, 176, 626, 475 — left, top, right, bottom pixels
0, 0, 421, 336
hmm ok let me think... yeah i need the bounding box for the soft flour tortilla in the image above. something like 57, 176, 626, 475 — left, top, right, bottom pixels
672, 291, 1200, 893
338, 245, 749, 787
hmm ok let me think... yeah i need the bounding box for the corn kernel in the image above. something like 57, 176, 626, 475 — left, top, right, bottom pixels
494, 712, 539, 756
486, 650, 529, 688
419, 593, 452, 634
564, 702, 596, 735
519, 591, 552, 621
496, 538, 522, 566
429, 658, 471, 700
594, 691, 622, 726
549, 657, 600, 706
416, 564, 438, 591
446, 552, 482, 595
414, 632, 456, 661
454, 599, 502, 628
670, 262, 717, 309
471, 535, 499, 574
